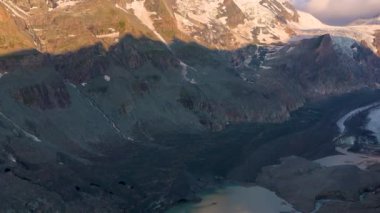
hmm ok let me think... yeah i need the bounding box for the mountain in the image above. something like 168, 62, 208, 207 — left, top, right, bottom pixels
350, 14, 380, 26
2, 0, 298, 52
1, 0, 301, 50
1, 0, 379, 53
149, 0, 300, 47
0, 0, 379, 212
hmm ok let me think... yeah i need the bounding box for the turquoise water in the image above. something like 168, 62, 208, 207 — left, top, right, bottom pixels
167, 186, 298, 213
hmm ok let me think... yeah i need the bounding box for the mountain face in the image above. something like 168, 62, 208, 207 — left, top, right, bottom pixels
163, 0, 299, 48
0, 0, 379, 212
2, 0, 301, 51
1, 0, 379, 53
0, 2, 34, 54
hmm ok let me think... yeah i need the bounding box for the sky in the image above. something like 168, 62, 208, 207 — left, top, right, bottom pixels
290, 0, 380, 25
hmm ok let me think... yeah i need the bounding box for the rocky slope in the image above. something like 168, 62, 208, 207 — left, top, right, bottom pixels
0, 1, 34, 54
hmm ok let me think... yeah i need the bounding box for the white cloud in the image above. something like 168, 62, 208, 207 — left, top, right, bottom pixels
291, 0, 380, 25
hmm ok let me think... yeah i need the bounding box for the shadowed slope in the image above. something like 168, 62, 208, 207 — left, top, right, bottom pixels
0, 34, 379, 211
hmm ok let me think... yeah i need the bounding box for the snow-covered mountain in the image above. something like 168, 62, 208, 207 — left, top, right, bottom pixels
172, 0, 299, 47
292, 11, 380, 54
350, 14, 380, 26
115, 0, 301, 48
114, 0, 380, 53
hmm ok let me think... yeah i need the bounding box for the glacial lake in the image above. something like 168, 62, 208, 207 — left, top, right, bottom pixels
167, 185, 298, 213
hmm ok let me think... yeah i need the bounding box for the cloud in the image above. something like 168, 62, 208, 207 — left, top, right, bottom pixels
290, 0, 380, 25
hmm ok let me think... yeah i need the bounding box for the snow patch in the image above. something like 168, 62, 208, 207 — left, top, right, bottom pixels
179, 61, 197, 84
8, 154, 16, 163
96, 32, 120, 39
292, 11, 327, 30
55, 0, 81, 9
117, 1, 167, 45
260, 65, 271, 70
0, 72, 8, 79
286, 46, 295, 53
104, 75, 111, 82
